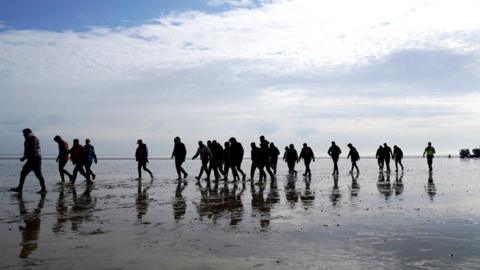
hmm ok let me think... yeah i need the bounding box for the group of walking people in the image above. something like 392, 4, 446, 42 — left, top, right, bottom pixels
10, 128, 438, 194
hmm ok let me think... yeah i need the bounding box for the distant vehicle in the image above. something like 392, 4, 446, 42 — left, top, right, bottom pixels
459, 148, 480, 158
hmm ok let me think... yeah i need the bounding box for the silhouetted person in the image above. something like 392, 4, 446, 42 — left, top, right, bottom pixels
423, 142, 436, 172
347, 143, 360, 173
376, 145, 384, 171
299, 143, 315, 177
84, 139, 97, 181
54, 135, 72, 183
69, 139, 92, 185
230, 137, 247, 181
11, 129, 47, 194
208, 140, 223, 181
17, 193, 45, 258
282, 146, 289, 165
135, 139, 153, 179
222, 141, 239, 181
250, 142, 261, 180
171, 137, 188, 180
328, 141, 341, 175
259, 136, 274, 182
269, 142, 280, 175
382, 143, 393, 172
192, 141, 213, 180
286, 144, 298, 176
393, 145, 404, 171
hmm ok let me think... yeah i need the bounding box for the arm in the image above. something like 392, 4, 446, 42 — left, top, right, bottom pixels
93, 146, 98, 163
423, 148, 426, 158
171, 145, 176, 159
312, 150, 315, 162
192, 149, 200, 160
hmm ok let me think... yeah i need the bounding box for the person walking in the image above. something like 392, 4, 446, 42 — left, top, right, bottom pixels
382, 143, 393, 172
347, 143, 360, 173
135, 139, 154, 179
84, 139, 97, 181
54, 135, 72, 183
222, 141, 239, 181
375, 145, 384, 171
286, 144, 298, 177
192, 141, 212, 181
298, 143, 315, 177
269, 142, 280, 175
250, 142, 261, 181
11, 129, 47, 194
393, 145, 404, 171
327, 141, 341, 175
259, 136, 274, 181
423, 142, 436, 172
171, 137, 188, 180
69, 139, 92, 185
230, 137, 246, 181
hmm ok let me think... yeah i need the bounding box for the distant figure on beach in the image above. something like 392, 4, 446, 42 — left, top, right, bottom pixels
382, 143, 393, 172
423, 142, 436, 172
347, 143, 360, 173
11, 129, 47, 194
230, 137, 247, 181
135, 139, 153, 179
250, 142, 261, 181
192, 141, 212, 181
84, 139, 97, 181
327, 141, 341, 175
393, 145, 404, 171
54, 135, 72, 183
259, 136, 274, 182
222, 141, 239, 181
269, 142, 280, 175
286, 144, 298, 177
298, 143, 315, 177
376, 145, 384, 171
171, 137, 188, 180
69, 139, 92, 185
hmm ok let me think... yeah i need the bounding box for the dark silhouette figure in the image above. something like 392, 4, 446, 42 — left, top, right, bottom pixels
250, 142, 261, 180
171, 137, 188, 180
328, 141, 341, 175
269, 142, 280, 175
426, 173, 436, 201
376, 145, 384, 171
229, 137, 247, 181
393, 145, 404, 171
286, 144, 298, 176
84, 139, 97, 181
11, 129, 47, 194
136, 178, 153, 220
222, 141, 239, 181
54, 135, 73, 183
382, 143, 393, 172
330, 174, 342, 206
69, 139, 92, 185
208, 140, 224, 181
394, 171, 404, 196
259, 136, 274, 182
192, 141, 212, 180
423, 142, 436, 172
346, 143, 360, 173
299, 143, 315, 177
173, 181, 187, 220
16, 193, 45, 258
135, 139, 153, 179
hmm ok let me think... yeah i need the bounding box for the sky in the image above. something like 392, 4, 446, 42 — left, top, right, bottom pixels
1, 0, 480, 157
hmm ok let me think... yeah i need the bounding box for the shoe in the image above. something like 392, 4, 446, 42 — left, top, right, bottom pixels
183, 173, 188, 179
10, 187, 21, 193
36, 189, 47, 194
87, 181, 94, 186
242, 174, 246, 181
176, 177, 182, 180
195, 176, 200, 180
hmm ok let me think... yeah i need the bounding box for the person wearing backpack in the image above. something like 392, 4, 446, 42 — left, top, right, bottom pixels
84, 139, 98, 181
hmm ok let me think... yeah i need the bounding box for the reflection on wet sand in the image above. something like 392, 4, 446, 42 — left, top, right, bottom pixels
136, 179, 153, 220
393, 172, 404, 196
349, 172, 360, 198
285, 175, 299, 207
377, 172, 392, 200
330, 174, 341, 206
300, 178, 315, 209
70, 186, 96, 231
426, 173, 436, 201
251, 181, 270, 228
53, 184, 68, 233
17, 194, 45, 259
173, 181, 187, 221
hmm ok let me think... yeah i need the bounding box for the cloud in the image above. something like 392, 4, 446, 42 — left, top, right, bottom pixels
1, 0, 480, 155
206, 0, 258, 7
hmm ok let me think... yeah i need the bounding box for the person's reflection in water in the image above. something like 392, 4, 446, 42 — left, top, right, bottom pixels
53, 184, 68, 233
70, 185, 95, 231
300, 178, 315, 209
330, 174, 342, 206
136, 179, 153, 220
284, 174, 299, 207
251, 180, 270, 228
350, 171, 360, 198
377, 172, 392, 200
173, 181, 187, 221
426, 173, 436, 201
267, 177, 280, 206
17, 193, 45, 258
394, 171, 404, 196
229, 182, 245, 226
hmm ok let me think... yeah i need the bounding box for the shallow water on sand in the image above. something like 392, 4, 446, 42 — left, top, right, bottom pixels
1, 158, 480, 269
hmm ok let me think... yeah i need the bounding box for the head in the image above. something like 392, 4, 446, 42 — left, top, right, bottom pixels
289, 144, 294, 149
251, 142, 256, 149
270, 142, 275, 147
379, 145, 383, 148
85, 139, 91, 145
54, 135, 61, 142
259, 135, 265, 142
22, 128, 32, 138
212, 140, 217, 145
285, 146, 289, 151
73, 139, 79, 145
207, 140, 212, 147
347, 143, 352, 148
394, 145, 397, 149
198, 141, 204, 147
229, 137, 237, 143
331, 141, 336, 146
383, 143, 387, 147
303, 143, 307, 148
224, 141, 230, 148
174, 137, 180, 143
428, 142, 432, 146
137, 139, 143, 145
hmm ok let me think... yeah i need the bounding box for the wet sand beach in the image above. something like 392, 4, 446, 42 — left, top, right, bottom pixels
1, 158, 480, 269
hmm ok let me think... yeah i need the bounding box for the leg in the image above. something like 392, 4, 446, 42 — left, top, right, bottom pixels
142, 164, 153, 178
32, 162, 47, 192
138, 162, 142, 179
399, 159, 404, 170
12, 162, 34, 192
